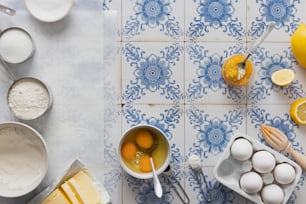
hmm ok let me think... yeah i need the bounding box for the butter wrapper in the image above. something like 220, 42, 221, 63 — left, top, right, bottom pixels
27, 160, 111, 204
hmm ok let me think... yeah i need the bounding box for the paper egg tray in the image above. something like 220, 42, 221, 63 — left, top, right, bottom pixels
213, 133, 302, 204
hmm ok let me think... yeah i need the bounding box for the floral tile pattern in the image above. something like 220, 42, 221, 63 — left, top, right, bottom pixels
185, 42, 246, 104
246, 0, 306, 42
122, 42, 184, 104
185, 0, 247, 42
122, 0, 184, 41
99, 0, 306, 203
247, 42, 306, 105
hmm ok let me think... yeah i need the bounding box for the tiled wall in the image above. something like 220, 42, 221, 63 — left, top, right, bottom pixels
102, 0, 306, 203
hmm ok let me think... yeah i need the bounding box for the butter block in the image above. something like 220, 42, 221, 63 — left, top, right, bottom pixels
68, 170, 101, 204
41, 169, 101, 204
61, 182, 80, 204
41, 188, 70, 204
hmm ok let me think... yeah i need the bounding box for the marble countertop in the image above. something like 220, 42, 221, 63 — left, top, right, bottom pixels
1, 0, 306, 203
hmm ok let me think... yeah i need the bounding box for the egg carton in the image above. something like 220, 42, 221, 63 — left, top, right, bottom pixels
213, 133, 302, 204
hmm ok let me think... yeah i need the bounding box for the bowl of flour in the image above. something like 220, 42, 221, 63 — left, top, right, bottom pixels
0, 121, 48, 197
7, 77, 52, 120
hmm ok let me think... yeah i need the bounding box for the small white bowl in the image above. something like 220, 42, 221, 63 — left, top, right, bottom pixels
0, 121, 48, 197
24, 0, 74, 22
118, 125, 170, 179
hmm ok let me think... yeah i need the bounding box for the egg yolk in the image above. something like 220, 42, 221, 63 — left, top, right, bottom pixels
139, 155, 156, 172
135, 130, 153, 149
222, 54, 253, 86
121, 142, 137, 160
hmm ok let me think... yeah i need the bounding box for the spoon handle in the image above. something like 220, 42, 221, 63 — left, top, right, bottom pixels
0, 60, 17, 81
248, 23, 275, 54
150, 157, 163, 198
288, 148, 306, 171
0, 4, 15, 16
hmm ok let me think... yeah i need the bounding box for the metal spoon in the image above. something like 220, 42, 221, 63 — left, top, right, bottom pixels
163, 165, 190, 204
236, 22, 275, 80
137, 133, 163, 198
188, 155, 212, 202
0, 59, 17, 81
0, 4, 15, 16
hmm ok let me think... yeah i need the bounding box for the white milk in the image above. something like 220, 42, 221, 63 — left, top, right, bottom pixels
0, 28, 34, 63
8, 78, 50, 120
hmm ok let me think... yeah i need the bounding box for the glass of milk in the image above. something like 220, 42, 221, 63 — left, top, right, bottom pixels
0, 27, 35, 64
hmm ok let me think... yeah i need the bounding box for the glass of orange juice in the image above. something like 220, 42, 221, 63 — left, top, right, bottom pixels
222, 54, 254, 86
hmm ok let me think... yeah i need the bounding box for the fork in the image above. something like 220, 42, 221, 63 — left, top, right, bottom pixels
237, 22, 275, 80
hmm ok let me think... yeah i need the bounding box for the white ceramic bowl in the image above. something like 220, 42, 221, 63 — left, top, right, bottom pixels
118, 125, 170, 179
0, 121, 48, 197
24, 0, 74, 22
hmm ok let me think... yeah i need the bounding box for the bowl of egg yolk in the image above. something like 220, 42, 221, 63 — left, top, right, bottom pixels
118, 125, 171, 179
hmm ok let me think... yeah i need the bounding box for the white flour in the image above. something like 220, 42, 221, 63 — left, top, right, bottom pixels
0, 28, 33, 63
8, 78, 50, 120
0, 125, 47, 195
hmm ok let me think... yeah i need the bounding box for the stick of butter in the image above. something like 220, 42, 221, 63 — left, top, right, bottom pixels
41, 169, 102, 204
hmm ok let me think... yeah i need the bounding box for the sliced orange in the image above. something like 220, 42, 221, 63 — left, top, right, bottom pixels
135, 130, 153, 149
290, 98, 306, 125
271, 69, 295, 86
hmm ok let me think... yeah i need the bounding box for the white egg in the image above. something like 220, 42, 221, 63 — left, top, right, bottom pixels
239, 171, 263, 194
230, 138, 253, 161
261, 184, 284, 204
274, 163, 296, 185
252, 151, 276, 173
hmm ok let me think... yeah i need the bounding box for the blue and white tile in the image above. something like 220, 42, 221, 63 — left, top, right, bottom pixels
185, 104, 247, 166
122, 171, 186, 204
247, 43, 306, 105
185, 42, 247, 104
185, 166, 247, 204
247, 0, 306, 42
246, 104, 306, 204
122, 0, 184, 41
101, 168, 123, 204
185, 0, 247, 42
122, 42, 184, 104
103, 0, 122, 42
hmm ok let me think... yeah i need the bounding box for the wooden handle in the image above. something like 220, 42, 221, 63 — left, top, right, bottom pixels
288, 148, 306, 171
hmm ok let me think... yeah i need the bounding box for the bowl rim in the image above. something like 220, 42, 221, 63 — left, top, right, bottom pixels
118, 124, 171, 179
24, 0, 74, 23
0, 121, 48, 198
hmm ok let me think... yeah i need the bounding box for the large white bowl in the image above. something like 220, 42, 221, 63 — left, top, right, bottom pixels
24, 0, 74, 22
0, 121, 48, 197
118, 124, 171, 179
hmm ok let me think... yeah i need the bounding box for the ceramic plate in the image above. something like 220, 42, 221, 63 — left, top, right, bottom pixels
24, 0, 74, 22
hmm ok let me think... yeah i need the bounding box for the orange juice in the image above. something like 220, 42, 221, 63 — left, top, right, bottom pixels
222, 54, 254, 86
